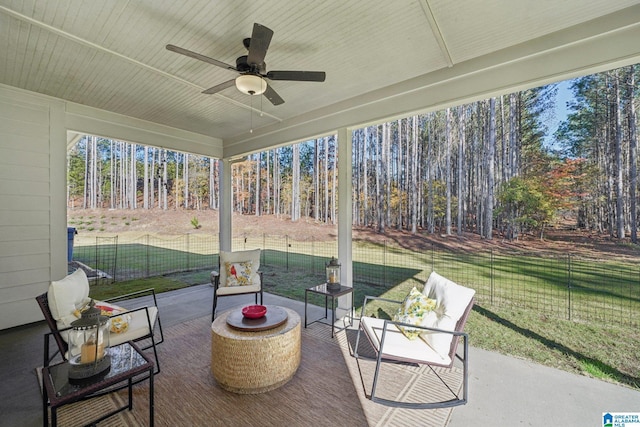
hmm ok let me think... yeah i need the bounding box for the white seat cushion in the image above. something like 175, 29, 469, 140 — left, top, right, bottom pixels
109, 306, 158, 346
216, 283, 262, 296
421, 271, 475, 358
361, 316, 452, 365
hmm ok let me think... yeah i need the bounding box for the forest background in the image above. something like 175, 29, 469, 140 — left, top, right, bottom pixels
67, 64, 640, 250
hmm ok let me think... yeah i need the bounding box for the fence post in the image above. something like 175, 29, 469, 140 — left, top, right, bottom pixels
383, 240, 387, 287
186, 234, 190, 270
567, 253, 572, 321
146, 234, 150, 278
262, 234, 266, 267
312, 237, 315, 275
490, 249, 494, 305
286, 235, 289, 271
431, 243, 434, 272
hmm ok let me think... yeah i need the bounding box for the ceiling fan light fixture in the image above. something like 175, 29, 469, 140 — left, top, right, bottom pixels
235, 75, 267, 95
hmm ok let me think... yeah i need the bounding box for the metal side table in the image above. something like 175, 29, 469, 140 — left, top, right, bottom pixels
42, 341, 154, 427
304, 283, 353, 337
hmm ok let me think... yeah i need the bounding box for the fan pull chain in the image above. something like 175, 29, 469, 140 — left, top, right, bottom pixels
250, 94, 253, 133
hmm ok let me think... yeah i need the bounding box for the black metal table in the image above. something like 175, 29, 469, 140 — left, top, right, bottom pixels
304, 283, 353, 337
42, 341, 154, 427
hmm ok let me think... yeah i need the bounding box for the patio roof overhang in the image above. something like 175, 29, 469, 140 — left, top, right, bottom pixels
2, 1, 640, 329
2, 2, 640, 160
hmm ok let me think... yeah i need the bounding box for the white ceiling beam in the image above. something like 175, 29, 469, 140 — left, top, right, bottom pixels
419, 0, 454, 67
65, 102, 223, 158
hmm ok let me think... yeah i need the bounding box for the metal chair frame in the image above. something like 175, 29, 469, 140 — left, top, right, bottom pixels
211, 270, 263, 321
353, 295, 474, 409
36, 288, 163, 374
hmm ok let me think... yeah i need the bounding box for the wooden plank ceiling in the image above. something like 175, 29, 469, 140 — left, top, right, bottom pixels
1, 0, 640, 158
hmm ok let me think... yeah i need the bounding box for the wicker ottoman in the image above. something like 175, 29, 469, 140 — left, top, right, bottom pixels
211, 306, 301, 394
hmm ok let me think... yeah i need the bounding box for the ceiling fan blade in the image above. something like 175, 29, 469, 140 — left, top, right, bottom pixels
202, 79, 236, 95
166, 44, 236, 71
263, 84, 284, 106
246, 23, 274, 66
266, 70, 326, 82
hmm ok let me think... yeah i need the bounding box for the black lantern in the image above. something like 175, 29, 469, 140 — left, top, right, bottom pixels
68, 300, 111, 382
325, 257, 341, 291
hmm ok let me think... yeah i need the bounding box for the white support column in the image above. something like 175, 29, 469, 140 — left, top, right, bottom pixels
337, 127, 353, 321
219, 158, 232, 252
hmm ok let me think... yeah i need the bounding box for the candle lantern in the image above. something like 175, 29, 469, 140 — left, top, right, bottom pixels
325, 257, 341, 291
68, 299, 111, 382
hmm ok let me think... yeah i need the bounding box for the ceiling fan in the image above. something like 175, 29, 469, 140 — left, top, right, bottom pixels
166, 23, 326, 106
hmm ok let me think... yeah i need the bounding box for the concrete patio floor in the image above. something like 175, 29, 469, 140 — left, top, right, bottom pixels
1, 283, 638, 426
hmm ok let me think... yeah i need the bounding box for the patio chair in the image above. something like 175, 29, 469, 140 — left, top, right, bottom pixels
36, 268, 163, 373
211, 248, 263, 321
353, 271, 475, 409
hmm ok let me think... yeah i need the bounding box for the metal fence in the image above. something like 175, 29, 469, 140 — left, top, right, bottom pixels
73, 234, 640, 327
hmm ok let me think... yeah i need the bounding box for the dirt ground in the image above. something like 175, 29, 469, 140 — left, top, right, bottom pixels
67, 208, 640, 261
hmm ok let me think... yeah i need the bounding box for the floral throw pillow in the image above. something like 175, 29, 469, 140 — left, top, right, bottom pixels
392, 287, 437, 340
73, 300, 130, 334
224, 261, 254, 287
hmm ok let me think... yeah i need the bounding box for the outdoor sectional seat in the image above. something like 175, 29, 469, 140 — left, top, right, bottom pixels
354, 271, 475, 409
36, 268, 163, 372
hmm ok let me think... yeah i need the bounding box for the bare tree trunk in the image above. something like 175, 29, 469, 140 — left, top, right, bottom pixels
427, 118, 434, 234
397, 119, 403, 230
509, 93, 518, 178
110, 139, 115, 209
119, 141, 125, 209
614, 72, 625, 239
209, 157, 218, 209
485, 98, 496, 240
150, 148, 155, 208
143, 146, 149, 209
385, 123, 391, 228
457, 105, 466, 235
332, 139, 337, 225
274, 149, 281, 217
628, 65, 638, 243
445, 108, 452, 235
292, 144, 300, 221
377, 125, 385, 233
314, 139, 319, 221
265, 152, 270, 214
411, 115, 418, 234
174, 153, 179, 210
353, 130, 361, 226
183, 153, 189, 209
363, 127, 369, 226
255, 153, 261, 216
324, 137, 329, 223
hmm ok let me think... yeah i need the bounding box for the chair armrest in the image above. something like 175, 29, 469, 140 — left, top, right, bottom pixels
381, 319, 468, 339
359, 295, 403, 319
211, 271, 220, 289
109, 305, 151, 318
43, 324, 74, 366
104, 288, 158, 307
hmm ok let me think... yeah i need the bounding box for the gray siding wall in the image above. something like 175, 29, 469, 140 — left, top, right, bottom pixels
0, 86, 66, 330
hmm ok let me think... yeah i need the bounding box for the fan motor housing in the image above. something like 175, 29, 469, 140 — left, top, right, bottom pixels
236, 55, 265, 74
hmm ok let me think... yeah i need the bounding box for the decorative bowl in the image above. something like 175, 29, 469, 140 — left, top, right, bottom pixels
242, 304, 267, 319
